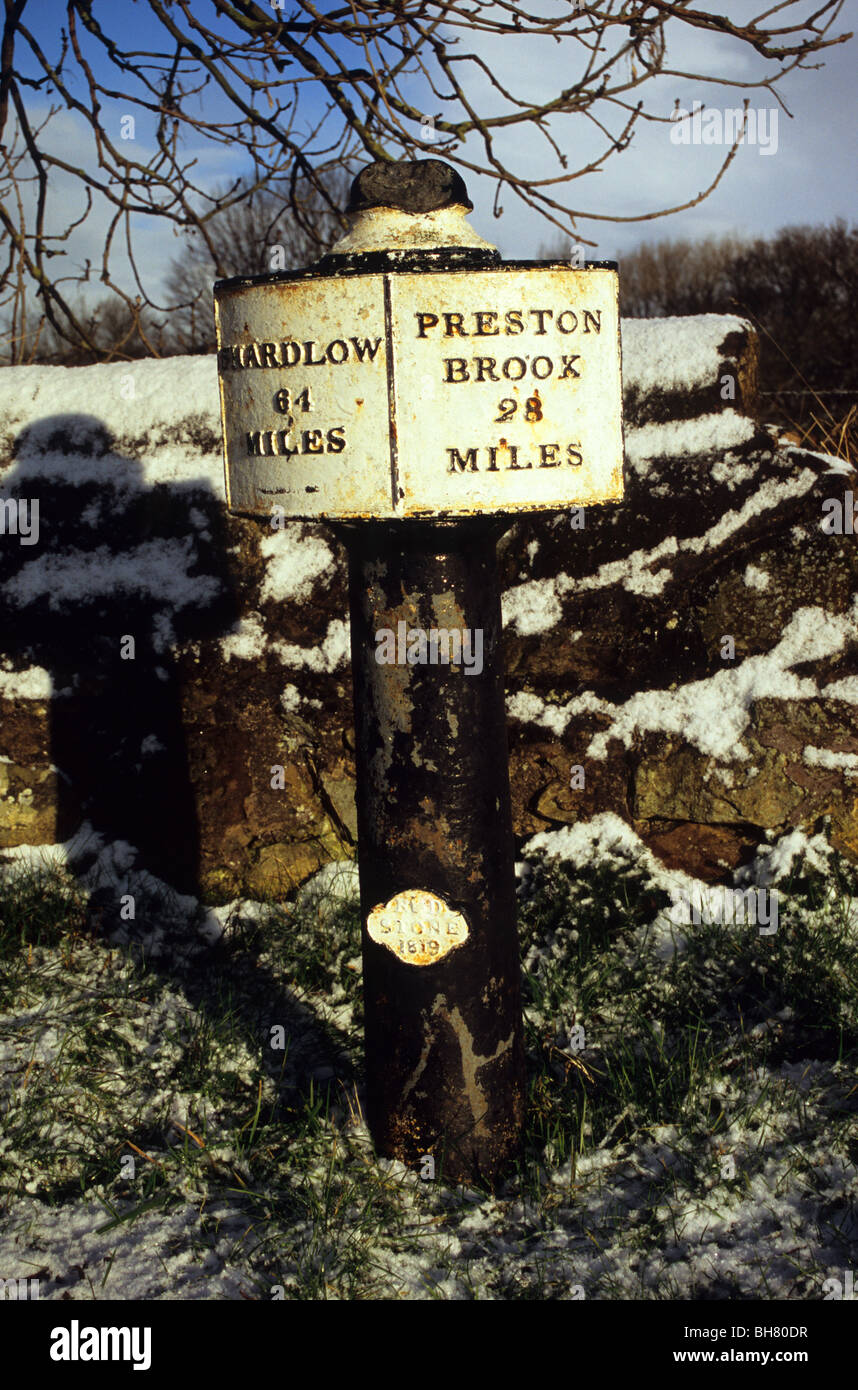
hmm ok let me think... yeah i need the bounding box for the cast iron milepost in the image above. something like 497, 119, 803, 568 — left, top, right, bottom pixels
213, 159, 624, 1185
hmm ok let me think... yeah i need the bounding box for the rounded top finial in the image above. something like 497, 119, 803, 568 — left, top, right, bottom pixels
346, 159, 473, 215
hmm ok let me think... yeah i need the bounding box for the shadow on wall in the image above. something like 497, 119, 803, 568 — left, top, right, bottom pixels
0, 414, 240, 896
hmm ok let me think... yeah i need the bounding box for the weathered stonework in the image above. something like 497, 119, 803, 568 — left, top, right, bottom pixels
1, 315, 855, 898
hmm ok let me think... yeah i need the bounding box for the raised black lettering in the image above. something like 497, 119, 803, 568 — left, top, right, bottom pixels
444, 359, 470, 383
447, 447, 478, 473
326, 339, 349, 364
566, 442, 584, 466
415, 313, 438, 338
557, 310, 578, 334
443, 313, 467, 337
302, 429, 324, 453
350, 336, 382, 362
503, 357, 527, 381
583, 310, 601, 333
559, 354, 581, 379
246, 429, 281, 456
504, 310, 524, 335
326, 426, 346, 453
538, 444, 560, 467
259, 342, 278, 367
475, 357, 500, 382
529, 309, 553, 334
474, 311, 499, 336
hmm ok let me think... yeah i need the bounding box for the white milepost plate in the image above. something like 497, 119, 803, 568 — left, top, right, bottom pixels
215, 275, 390, 517
215, 264, 623, 520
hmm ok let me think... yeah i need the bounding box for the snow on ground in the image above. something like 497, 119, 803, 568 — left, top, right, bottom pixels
0, 663, 53, 699
0, 361, 348, 654
219, 614, 268, 663
822, 676, 858, 701
4, 538, 223, 611
625, 413, 756, 475
743, 564, 771, 590
785, 446, 856, 476
271, 619, 351, 672
0, 817, 855, 1300
803, 746, 858, 776
0, 358, 223, 493
1, 331, 854, 1299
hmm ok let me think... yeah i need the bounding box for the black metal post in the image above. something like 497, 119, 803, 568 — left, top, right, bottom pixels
334, 517, 526, 1185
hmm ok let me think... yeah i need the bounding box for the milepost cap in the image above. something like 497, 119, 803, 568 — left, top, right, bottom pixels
346, 159, 474, 215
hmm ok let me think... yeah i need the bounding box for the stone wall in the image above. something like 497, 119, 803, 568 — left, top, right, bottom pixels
1, 315, 855, 899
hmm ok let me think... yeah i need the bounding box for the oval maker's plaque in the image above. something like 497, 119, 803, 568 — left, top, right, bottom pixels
366, 889, 469, 965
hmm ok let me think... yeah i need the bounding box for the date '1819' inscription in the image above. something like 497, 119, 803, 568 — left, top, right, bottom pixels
366, 888, 469, 965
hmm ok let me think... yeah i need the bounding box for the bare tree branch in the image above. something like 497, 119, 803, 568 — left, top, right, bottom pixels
0, 0, 851, 361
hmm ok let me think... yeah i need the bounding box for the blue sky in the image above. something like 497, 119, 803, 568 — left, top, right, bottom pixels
8, 1, 857, 305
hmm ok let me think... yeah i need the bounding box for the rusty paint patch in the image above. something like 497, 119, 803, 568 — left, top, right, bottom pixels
367, 888, 468, 965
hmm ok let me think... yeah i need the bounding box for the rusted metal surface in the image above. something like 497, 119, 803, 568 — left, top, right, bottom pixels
214, 261, 623, 522
336, 516, 526, 1185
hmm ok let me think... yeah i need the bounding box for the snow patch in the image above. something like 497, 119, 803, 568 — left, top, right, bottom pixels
3, 539, 222, 610
0, 664, 52, 699
502, 578, 563, 635
272, 619, 349, 672
621, 315, 750, 394
743, 564, 771, 590
803, 745, 858, 774
220, 614, 267, 663
625, 412, 756, 470
260, 526, 335, 603
509, 605, 858, 760
281, 684, 322, 712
